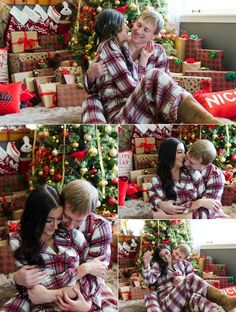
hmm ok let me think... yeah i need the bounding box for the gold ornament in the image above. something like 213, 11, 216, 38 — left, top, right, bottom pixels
225, 143, 232, 148
84, 133, 92, 141
114, 0, 120, 5
49, 168, 55, 175
109, 147, 118, 157
112, 165, 118, 175
98, 179, 108, 187
52, 149, 58, 156
129, 3, 137, 11
29, 186, 34, 191
105, 125, 112, 134
88, 147, 98, 157
96, 200, 101, 207
72, 142, 79, 149
80, 167, 88, 175
38, 170, 43, 176
85, 44, 92, 50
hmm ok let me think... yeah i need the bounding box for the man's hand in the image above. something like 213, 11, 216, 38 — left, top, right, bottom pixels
13, 265, 47, 288
158, 200, 186, 214
87, 55, 108, 82
77, 255, 107, 279
140, 40, 155, 67
56, 288, 92, 312
142, 251, 152, 269
173, 276, 185, 286
28, 285, 54, 304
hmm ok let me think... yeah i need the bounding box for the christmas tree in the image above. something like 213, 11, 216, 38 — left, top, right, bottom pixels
69, 0, 170, 64
172, 125, 236, 170
29, 125, 118, 216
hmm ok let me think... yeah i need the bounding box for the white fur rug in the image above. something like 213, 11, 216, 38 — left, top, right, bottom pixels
0, 106, 82, 125
119, 199, 236, 219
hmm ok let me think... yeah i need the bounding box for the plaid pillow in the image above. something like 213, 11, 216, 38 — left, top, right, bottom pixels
0, 245, 16, 274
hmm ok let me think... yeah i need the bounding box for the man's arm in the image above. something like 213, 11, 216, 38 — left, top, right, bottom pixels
201, 166, 225, 201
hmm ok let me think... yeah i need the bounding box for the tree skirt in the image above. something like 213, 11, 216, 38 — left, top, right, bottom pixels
119, 200, 236, 219
0, 106, 82, 125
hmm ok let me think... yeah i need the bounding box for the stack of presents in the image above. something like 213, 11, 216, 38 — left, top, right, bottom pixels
168, 33, 236, 120
118, 235, 150, 301
198, 255, 236, 294
222, 170, 236, 206
0, 4, 87, 116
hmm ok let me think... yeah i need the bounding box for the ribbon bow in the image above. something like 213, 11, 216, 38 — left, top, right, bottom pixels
201, 66, 210, 71
175, 58, 182, 65
209, 50, 216, 59
8, 223, 19, 232
12, 32, 38, 51
190, 34, 199, 40
225, 71, 236, 81
60, 68, 71, 75
185, 58, 196, 64
40, 91, 57, 108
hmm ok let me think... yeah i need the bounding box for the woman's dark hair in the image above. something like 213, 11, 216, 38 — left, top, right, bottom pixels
14, 185, 63, 268
157, 137, 187, 200
94, 9, 124, 44
152, 245, 171, 276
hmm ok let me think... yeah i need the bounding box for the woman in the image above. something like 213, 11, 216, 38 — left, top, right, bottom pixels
148, 137, 224, 219
142, 245, 236, 312
83, 9, 219, 124
1, 185, 95, 312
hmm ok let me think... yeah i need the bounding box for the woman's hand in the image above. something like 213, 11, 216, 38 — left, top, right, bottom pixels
191, 198, 222, 211
139, 41, 155, 67
158, 200, 186, 214
87, 55, 108, 82
173, 276, 185, 286
56, 288, 92, 312
142, 251, 152, 269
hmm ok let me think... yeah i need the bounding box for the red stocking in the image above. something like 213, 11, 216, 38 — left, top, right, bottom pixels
118, 176, 128, 206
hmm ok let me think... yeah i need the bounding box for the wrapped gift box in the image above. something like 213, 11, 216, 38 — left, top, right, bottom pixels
33, 68, 55, 77
182, 61, 201, 73
38, 34, 65, 51
19, 59, 51, 72
55, 66, 83, 85
142, 182, 151, 202
11, 71, 33, 83
202, 271, 214, 279
196, 49, 224, 71
133, 154, 158, 170
119, 286, 131, 301
209, 264, 226, 276
205, 276, 234, 289
130, 286, 149, 300
168, 56, 182, 73
198, 256, 206, 271
34, 76, 56, 99
204, 279, 220, 289
25, 77, 36, 92
0, 246, 16, 273
11, 31, 39, 53
205, 256, 214, 270
221, 184, 234, 206
172, 74, 212, 94
130, 168, 156, 182
56, 84, 87, 107
136, 174, 155, 186
186, 38, 203, 59
48, 51, 74, 69
134, 137, 157, 154
175, 37, 187, 61
38, 82, 59, 108
184, 70, 236, 92
0, 175, 26, 195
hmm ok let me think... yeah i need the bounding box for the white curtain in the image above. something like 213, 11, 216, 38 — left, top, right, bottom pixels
167, 0, 183, 35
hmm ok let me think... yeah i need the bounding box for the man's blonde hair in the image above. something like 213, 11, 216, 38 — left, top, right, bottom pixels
176, 243, 191, 258
189, 139, 216, 165
139, 9, 164, 34
61, 179, 98, 214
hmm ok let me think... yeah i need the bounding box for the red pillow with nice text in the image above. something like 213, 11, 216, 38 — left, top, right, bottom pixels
0, 81, 21, 115
194, 89, 236, 119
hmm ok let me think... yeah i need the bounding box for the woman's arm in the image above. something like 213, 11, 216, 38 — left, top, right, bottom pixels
148, 176, 166, 210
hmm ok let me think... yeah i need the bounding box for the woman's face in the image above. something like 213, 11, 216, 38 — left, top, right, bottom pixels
174, 143, 185, 169
159, 248, 172, 263
41, 206, 63, 241
117, 22, 129, 44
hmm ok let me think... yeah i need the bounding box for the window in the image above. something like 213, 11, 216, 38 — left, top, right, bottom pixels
179, 0, 236, 15
189, 220, 236, 249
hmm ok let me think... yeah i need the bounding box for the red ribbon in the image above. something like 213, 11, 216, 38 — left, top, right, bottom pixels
12, 32, 38, 51
40, 91, 57, 108
135, 138, 155, 153
8, 223, 19, 232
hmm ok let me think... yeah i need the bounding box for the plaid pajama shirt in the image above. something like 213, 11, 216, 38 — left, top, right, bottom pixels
143, 260, 218, 312
1, 230, 99, 312
82, 39, 189, 124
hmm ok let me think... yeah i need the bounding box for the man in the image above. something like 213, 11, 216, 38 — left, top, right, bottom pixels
152, 139, 225, 219
11, 180, 118, 311
82, 9, 219, 125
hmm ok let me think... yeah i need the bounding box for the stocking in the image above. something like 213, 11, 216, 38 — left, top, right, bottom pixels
118, 176, 128, 206
0, 146, 8, 175
5, 142, 20, 174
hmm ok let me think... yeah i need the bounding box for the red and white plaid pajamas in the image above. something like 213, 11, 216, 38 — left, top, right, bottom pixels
143, 260, 218, 312
82, 40, 189, 124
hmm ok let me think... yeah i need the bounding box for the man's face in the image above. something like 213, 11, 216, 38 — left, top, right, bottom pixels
184, 151, 205, 170
62, 204, 88, 230
172, 248, 186, 262
131, 16, 157, 46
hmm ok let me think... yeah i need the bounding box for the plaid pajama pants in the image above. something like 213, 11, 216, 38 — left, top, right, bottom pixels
99, 284, 118, 311
146, 273, 218, 312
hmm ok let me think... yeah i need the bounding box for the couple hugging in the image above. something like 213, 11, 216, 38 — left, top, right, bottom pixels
1, 180, 117, 312
82, 8, 221, 125
142, 244, 236, 311
148, 138, 226, 219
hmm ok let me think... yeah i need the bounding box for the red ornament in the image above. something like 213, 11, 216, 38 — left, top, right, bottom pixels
108, 197, 117, 205
112, 177, 118, 184
61, 130, 70, 138
90, 168, 97, 174
43, 166, 50, 173
231, 155, 236, 161
55, 173, 62, 181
